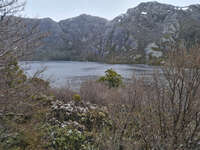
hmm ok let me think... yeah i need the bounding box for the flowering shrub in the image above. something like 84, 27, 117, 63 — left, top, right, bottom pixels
45, 100, 112, 149
44, 125, 91, 150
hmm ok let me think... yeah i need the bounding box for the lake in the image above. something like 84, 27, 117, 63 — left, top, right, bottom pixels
19, 61, 159, 89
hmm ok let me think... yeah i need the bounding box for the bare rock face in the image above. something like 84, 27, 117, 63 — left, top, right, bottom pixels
58, 14, 108, 60
25, 2, 200, 63
101, 2, 200, 63
22, 17, 67, 60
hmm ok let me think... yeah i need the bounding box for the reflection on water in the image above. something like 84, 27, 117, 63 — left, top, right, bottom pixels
19, 61, 160, 89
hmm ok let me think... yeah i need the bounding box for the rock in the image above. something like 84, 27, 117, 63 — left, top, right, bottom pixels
145, 43, 163, 58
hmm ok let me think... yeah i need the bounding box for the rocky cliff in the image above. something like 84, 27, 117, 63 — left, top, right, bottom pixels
25, 1, 200, 63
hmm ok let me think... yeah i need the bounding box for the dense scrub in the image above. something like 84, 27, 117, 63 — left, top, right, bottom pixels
0, 56, 111, 150
1, 43, 200, 150
79, 45, 200, 150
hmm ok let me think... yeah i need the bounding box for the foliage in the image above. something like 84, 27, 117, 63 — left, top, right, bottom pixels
46, 100, 112, 150
98, 69, 123, 88
2, 44, 200, 149
0, 131, 29, 150
0, 56, 54, 149
49, 100, 111, 131
73, 94, 81, 103
0, 56, 27, 88
44, 125, 91, 150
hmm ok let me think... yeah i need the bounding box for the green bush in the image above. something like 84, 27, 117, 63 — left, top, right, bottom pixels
98, 69, 123, 88
45, 125, 91, 150
1, 58, 27, 88
0, 131, 29, 150
73, 94, 81, 103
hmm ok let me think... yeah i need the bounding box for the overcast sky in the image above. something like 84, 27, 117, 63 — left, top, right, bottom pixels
24, 0, 200, 21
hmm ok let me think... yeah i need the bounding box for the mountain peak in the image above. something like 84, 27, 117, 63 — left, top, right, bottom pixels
136, 1, 189, 8
126, 1, 176, 16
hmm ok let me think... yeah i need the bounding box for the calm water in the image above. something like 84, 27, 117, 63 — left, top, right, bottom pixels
19, 61, 159, 89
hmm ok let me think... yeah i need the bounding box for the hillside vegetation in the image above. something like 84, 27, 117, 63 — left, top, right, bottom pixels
2, 43, 200, 149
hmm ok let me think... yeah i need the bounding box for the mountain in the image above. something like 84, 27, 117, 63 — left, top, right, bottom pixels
24, 1, 200, 64
58, 14, 108, 61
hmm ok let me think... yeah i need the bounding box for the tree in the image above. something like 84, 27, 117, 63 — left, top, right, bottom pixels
0, 0, 47, 133
139, 44, 200, 149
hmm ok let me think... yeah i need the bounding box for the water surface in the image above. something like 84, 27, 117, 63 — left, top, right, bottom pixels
20, 61, 159, 89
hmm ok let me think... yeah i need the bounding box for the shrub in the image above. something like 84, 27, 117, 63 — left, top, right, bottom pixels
46, 99, 112, 150
98, 69, 123, 88
44, 125, 90, 150
73, 94, 81, 103
0, 131, 29, 150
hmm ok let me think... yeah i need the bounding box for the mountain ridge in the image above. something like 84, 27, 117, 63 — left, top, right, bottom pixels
24, 1, 200, 64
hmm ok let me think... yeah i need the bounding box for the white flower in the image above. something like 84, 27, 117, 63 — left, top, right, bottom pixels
68, 130, 73, 134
